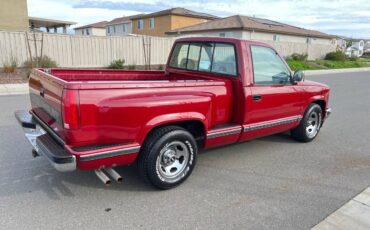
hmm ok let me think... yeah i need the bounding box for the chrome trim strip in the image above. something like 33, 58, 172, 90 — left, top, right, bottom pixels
207, 127, 242, 139
30, 111, 65, 146
243, 116, 302, 132
79, 146, 141, 162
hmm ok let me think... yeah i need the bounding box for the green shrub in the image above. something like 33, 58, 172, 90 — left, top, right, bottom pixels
348, 57, 358, 61
325, 51, 346, 61
24, 56, 58, 68
2, 57, 18, 73
127, 64, 136, 70
157, 65, 164, 70
108, 59, 125, 69
289, 53, 308, 62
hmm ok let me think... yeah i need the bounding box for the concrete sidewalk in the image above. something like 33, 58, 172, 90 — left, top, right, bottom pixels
0, 83, 28, 96
312, 187, 370, 230
304, 67, 370, 76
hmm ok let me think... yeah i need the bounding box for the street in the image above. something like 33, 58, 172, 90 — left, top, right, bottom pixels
0, 72, 369, 230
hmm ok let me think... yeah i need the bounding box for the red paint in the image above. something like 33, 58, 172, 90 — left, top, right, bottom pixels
28, 37, 330, 170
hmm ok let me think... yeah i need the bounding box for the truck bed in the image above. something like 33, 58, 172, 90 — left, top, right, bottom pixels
29, 68, 234, 149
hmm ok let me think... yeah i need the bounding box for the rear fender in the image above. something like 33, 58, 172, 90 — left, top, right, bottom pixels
138, 112, 208, 144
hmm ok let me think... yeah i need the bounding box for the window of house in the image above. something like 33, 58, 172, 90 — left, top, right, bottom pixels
149, 18, 155, 29
82, 30, 85, 35
123, 23, 130, 33
273, 34, 280, 41
220, 32, 233, 38
169, 42, 237, 76
138, 19, 144, 30
306, 37, 312, 44
250, 45, 290, 85
113, 25, 116, 33
107, 26, 110, 34
86, 29, 90, 35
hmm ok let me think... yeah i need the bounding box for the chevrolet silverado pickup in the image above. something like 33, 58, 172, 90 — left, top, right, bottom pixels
15, 37, 331, 189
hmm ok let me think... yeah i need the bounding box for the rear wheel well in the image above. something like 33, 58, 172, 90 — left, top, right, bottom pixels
146, 121, 206, 149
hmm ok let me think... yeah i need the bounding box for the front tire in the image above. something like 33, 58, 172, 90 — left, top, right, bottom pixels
138, 126, 198, 189
291, 103, 322, 142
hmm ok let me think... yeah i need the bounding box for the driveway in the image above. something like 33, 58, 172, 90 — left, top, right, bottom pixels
0, 71, 369, 229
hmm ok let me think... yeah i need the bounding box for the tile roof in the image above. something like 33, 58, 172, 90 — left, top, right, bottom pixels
107, 14, 145, 25
74, 21, 108, 29
167, 15, 334, 39
130, 7, 219, 20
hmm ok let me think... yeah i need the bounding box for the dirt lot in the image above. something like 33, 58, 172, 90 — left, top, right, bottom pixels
0, 68, 29, 84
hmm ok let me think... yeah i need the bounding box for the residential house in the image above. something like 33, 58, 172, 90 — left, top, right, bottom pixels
74, 21, 108, 36
364, 40, 370, 54
346, 39, 365, 57
106, 15, 144, 36
130, 7, 219, 37
334, 35, 351, 52
166, 15, 335, 45
0, 0, 75, 33
0, 0, 28, 31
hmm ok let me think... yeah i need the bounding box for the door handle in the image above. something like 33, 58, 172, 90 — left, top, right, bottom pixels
252, 94, 262, 101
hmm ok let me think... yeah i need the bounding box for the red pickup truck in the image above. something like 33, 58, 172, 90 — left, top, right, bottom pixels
15, 37, 331, 189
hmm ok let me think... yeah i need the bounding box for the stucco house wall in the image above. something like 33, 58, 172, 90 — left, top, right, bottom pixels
106, 22, 132, 36
0, 0, 29, 31
75, 28, 106, 36
169, 29, 335, 60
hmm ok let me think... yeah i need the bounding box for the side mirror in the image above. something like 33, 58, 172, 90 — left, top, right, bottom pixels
292, 70, 305, 83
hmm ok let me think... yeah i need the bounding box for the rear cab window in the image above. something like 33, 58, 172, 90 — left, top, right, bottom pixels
169, 42, 237, 77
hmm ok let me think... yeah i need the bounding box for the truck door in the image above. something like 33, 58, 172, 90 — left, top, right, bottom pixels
240, 45, 305, 141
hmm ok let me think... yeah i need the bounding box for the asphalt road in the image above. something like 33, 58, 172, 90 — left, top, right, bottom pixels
1, 72, 370, 230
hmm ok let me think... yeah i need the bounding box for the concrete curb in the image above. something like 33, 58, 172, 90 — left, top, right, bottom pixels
304, 67, 370, 76
0, 83, 28, 96
312, 187, 370, 230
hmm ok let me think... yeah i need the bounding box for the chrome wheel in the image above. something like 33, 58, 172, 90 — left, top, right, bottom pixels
156, 141, 189, 182
306, 111, 321, 138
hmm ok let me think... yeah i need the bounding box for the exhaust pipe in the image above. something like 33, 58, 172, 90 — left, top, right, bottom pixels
104, 168, 123, 183
95, 169, 111, 185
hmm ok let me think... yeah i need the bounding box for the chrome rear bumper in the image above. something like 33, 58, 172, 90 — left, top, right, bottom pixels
15, 110, 76, 172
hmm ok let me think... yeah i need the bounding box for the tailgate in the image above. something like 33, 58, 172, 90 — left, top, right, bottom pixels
29, 69, 66, 140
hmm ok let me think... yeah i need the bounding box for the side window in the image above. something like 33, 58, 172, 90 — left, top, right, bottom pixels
250, 45, 290, 85
169, 43, 189, 69
211, 43, 237, 76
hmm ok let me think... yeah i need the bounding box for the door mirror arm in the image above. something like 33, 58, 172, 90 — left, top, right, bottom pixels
292, 70, 305, 84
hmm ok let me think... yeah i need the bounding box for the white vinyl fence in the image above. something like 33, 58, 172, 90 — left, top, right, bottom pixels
0, 30, 336, 68
0, 31, 176, 68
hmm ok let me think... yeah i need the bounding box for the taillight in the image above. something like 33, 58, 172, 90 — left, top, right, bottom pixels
62, 89, 80, 129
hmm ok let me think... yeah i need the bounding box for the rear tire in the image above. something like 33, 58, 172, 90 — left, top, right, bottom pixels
137, 126, 198, 189
291, 103, 322, 142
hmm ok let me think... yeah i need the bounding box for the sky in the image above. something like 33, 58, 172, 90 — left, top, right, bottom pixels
27, 0, 370, 39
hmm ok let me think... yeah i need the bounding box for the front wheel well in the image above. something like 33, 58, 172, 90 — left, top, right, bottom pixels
145, 121, 206, 149
311, 100, 326, 117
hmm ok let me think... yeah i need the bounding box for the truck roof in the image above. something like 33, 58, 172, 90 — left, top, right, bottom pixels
174, 36, 271, 47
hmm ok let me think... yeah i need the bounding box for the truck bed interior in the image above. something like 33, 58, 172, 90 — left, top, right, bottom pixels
47, 69, 211, 82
